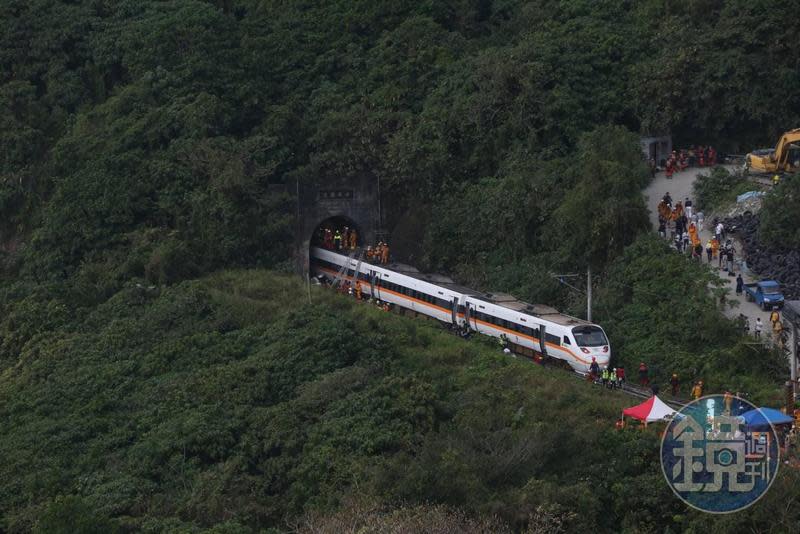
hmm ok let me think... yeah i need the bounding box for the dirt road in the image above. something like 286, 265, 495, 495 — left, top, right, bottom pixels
643, 165, 775, 338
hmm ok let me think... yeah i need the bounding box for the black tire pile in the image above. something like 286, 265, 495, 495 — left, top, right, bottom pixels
724, 213, 800, 300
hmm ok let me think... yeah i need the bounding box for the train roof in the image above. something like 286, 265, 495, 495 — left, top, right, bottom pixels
385, 261, 481, 295
312, 247, 592, 327
472, 292, 590, 327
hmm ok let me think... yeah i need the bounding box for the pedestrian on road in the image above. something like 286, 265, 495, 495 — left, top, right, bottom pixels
715, 221, 724, 243
770, 309, 780, 328
736, 274, 743, 295
682, 232, 690, 253
658, 219, 666, 239
685, 197, 693, 219
697, 211, 704, 233
670, 373, 680, 396
726, 245, 735, 275
755, 318, 763, 339
773, 319, 784, 347
674, 235, 682, 253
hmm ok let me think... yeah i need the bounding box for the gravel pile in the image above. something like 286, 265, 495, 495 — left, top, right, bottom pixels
723, 213, 800, 300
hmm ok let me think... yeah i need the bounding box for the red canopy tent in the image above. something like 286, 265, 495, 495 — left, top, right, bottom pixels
623, 395, 678, 423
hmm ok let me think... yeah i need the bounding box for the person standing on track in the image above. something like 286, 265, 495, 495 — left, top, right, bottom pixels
691, 381, 703, 400
638, 362, 649, 386
670, 374, 680, 396
589, 357, 599, 382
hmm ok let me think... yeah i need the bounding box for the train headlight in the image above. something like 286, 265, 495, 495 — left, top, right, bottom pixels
602, 346, 609, 353
580, 348, 590, 354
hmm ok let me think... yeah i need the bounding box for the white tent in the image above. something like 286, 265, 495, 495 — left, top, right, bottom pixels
623, 395, 680, 422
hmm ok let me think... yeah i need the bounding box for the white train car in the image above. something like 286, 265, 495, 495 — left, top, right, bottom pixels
310, 247, 610, 372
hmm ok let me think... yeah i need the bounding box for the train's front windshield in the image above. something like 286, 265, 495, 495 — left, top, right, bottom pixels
572, 326, 608, 347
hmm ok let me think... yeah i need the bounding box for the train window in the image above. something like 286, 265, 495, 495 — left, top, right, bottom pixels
545, 333, 560, 345
562, 336, 571, 345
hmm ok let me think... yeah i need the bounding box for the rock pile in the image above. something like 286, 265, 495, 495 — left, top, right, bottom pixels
723, 213, 800, 300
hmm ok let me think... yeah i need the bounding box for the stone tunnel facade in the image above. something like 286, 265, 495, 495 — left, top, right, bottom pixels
294, 174, 381, 275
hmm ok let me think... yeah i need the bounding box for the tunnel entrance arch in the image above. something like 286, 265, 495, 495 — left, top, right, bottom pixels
293, 174, 381, 276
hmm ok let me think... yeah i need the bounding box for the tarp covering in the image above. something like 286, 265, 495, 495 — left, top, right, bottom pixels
737, 191, 766, 203
623, 395, 679, 422
741, 407, 794, 430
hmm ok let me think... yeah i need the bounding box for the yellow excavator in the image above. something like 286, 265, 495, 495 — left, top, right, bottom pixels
745, 128, 800, 174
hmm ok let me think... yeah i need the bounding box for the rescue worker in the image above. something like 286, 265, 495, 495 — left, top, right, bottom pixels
638, 362, 649, 386
342, 227, 350, 249
349, 229, 358, 250
691, 381, 703, 400
601, 367, 609, 388
589, 357, 600, 382
610, 368, 618, 389
365, 245, 374, 261
736, 274, 744, 295
355, 283, 362, 300
773, 318, 784, 347
711, 237, 720, 260
770, 309, 781, 329
616, 366, 625, 385
754, 317, 763, 339
658, 219, 666, 239
724, 391, 733, 414
324, 228, 333, 249
685, 197, 693, 220
670, 374, 680, 396
381, 242, 390, 264
773, 174, 780, 187
682, 231, 690, 253
333, 229, 342, 250
663, 192, 672, 206
706, 239, 713, 262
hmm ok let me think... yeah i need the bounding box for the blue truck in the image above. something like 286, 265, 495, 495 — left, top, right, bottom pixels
743, 280, 785, 310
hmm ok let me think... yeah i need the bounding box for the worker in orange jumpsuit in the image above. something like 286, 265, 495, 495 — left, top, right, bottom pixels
349, 229, 357, 250
381, 242, 390, 264
711, 237, 720, 259
723, 391, 733, 414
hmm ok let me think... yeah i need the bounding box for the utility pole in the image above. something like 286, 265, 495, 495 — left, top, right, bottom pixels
587, 265, 592, 322
551, 272, 592, 321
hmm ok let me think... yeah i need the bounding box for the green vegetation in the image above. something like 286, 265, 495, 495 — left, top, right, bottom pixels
760, 173, 800, 249
2, 272, 797, 532
692, 167, 755, 213
2, 0, 800, 531
596, 235, 785, 404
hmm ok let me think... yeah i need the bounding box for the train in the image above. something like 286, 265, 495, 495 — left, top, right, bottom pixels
310, 246, 610, 372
